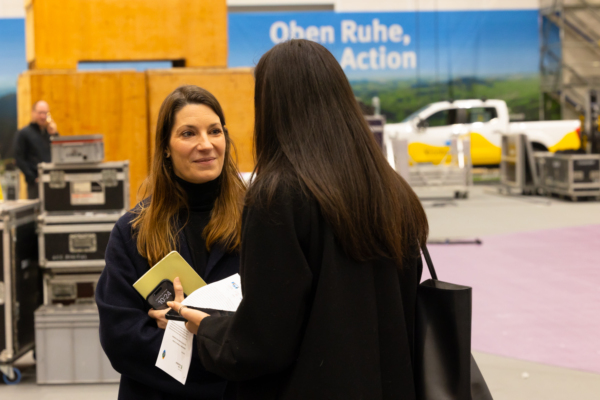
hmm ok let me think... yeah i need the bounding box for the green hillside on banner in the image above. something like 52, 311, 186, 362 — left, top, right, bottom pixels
351, 75, 540, 123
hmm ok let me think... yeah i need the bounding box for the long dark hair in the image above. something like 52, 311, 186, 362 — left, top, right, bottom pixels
249, 40, 428, 264
133, 85, 246, 266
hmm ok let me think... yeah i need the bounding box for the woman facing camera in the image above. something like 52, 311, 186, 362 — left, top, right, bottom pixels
96, 85, 245, 400
170, 40, 429, 399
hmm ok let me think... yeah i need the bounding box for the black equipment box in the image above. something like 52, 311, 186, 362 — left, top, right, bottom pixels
38, 161, 129, 214
38, 213, 120, 271
0, 201, 41, 376
43, 272, 101, 306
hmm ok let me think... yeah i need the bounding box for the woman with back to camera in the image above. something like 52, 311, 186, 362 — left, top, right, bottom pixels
169, 40, 429, 399
95, 85, 245, 400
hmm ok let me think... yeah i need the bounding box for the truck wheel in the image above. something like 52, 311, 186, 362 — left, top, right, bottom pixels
2, 367, 21, 385
531, 142, 548, 152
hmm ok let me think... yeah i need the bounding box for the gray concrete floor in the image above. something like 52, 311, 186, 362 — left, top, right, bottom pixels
1, 183, 599, 398
474, 351, 600, 400
1, 352, 118, 399
424, 185, 600, 238
428, 184, 600, 400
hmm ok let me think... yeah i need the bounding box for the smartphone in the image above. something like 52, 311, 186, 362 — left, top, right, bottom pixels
146, 279, 175, 310
165, 307, 235, 323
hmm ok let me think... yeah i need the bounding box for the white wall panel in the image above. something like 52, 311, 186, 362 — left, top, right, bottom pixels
229, 0, 333, 5
2, 0, 541, 18
338, 0, 539, 11
227, 0, 540, 11
0, 0, 25, 18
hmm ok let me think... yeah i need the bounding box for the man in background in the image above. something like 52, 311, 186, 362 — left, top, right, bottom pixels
13, 100, 58, 199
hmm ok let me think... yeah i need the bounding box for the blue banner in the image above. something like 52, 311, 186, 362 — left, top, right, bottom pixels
229, 11, 539, 78
229, 10, 540, 122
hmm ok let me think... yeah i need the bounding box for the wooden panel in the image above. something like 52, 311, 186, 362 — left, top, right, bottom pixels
25, 0, 35, 65
27, 0, 227, 69
147, 68, 255, 172
17, 70, 149, 208
17, 73, 32, 129
17, 72, 32, 199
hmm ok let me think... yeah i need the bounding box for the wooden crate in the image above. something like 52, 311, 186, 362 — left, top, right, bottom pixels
17, 70, 148, 208
25, 0, 227, 69
147, 68, 255, 172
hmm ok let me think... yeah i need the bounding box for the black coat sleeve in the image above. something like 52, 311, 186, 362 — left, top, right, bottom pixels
13, 132, 36, 183
96, 217, 225, 398
195, 187, 314, 381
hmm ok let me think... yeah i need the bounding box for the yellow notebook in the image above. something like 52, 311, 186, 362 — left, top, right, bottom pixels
133, 251, 207, 299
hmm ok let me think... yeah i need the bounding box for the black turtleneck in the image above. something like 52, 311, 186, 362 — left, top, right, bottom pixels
175, 174, 221, 279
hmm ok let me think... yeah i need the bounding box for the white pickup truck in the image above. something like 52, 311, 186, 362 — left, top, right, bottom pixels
384, 99, 581, 166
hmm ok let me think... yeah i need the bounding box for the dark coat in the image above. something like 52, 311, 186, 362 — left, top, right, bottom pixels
195, 183, 423, 399
96, 210, 239, 400
13, 122, 54, 184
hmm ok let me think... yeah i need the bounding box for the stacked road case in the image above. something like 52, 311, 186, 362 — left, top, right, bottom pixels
535, 153, 600, 201
34, 136, 127, 384
499, 133, 538, 195
1, 168, 20, 201
0, 200, 41, 384
37, 161, 129, 271
392, 137, 473, 199
37, 161, 129, 306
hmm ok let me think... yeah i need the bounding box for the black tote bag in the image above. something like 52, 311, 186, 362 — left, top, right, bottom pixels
414, 246, 493, 400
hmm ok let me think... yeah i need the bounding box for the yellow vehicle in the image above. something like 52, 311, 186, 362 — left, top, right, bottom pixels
384, 99, 581, 166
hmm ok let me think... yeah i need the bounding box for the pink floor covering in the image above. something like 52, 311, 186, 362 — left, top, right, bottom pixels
425, 224, 600, 374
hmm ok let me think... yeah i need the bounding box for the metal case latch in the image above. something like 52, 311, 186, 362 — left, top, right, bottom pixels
69, 233, 98, 253
102, 169, 118, 187
49, 170, 66, 189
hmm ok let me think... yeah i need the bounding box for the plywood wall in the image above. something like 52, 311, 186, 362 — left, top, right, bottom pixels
17, 70, 149, 207
147, 68, 255, 172
26, 0, 227, 69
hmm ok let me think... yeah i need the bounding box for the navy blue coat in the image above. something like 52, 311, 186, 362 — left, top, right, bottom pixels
96, 210, 239, 400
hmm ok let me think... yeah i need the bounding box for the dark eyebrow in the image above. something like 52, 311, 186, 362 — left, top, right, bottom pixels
208, 123, 222, 129
178, 125, 198, 131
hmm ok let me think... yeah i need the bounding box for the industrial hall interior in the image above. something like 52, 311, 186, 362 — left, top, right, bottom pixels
0, 0, 599, 399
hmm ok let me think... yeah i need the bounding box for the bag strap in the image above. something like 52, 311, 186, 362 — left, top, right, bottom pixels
421, 245, 438, 280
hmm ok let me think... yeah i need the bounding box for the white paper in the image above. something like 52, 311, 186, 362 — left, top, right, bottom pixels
155, 274, 242, 384
181, 273, 242, 311
155, 321, 194, 384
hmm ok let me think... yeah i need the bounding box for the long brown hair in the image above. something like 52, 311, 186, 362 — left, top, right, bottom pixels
133, 85, 246, 266
249, 40, 428, 265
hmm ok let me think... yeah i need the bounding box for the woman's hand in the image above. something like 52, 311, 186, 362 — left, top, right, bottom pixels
148, 276, 185, 329
167, 301, 210, 334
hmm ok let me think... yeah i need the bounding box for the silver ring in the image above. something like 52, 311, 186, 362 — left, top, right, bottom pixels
178, 305, 188, 316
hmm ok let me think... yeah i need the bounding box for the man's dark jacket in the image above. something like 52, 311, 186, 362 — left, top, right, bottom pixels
13, 122, 53, 184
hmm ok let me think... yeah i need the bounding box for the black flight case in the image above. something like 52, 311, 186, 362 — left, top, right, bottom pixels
0, 200, 41, 384
38, 161, 129, 215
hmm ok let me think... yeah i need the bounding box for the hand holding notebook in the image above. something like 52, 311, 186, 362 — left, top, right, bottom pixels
133, 251, 207, 302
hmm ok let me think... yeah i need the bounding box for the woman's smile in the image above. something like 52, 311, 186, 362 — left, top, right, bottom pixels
193, 157, 217, 165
